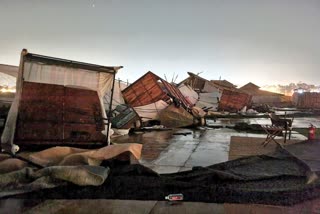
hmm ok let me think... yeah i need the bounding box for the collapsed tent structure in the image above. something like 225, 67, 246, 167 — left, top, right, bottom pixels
121, 71, 195, 128
178, 72, 222, 111
1, 49, 122, 152
179, 72, 252, 112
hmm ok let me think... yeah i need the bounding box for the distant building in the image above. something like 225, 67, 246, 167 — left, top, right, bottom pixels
210, 80, 237, 91
239, 82, 287, 106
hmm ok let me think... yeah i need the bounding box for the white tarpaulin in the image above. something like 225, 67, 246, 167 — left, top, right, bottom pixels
133, 100, 169, 122
0, 64, 18, 78
196, 92, 221, 111
104, 80, 128, 111
0, 64, 18, 88
203, 81, 222, 93
178, 84, 198, 105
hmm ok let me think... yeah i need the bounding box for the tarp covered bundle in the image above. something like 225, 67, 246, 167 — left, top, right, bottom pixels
0, 143, 142, 197
5, 148, 320, 206
1, 50, 121, 150
159, 104, 194, 128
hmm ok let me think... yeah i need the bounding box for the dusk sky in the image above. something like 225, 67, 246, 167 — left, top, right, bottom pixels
1, 0, 319, 86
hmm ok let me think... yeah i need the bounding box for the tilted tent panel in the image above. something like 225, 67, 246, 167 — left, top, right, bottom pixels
122, 71, 191, 109
122, 72, 167, 107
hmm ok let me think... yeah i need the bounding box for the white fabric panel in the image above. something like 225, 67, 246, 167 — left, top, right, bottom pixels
0, 73, 16, 88
98, 72, 115, 98
203, 81, 220, 93
133, 100, 169, 122
196, 92, 222, 110
104, 80, 127, 111
0, 64, 18, 78
178, 84, 199, 105
23, 62, 99, 91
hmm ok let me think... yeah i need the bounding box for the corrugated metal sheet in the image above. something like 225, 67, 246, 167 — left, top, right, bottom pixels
15, 82, 106, 145
218, 89, 252, 112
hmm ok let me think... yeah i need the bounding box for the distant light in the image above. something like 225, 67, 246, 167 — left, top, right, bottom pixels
310, 89, 320, 93
0, 88, 16, 93
297, 89, 304, 94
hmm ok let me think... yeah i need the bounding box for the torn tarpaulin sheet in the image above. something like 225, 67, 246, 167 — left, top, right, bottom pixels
10, 150, 320, 206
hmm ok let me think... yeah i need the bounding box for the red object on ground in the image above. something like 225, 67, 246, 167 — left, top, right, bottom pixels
308, 124, 316, 140
165, 194, 184, 201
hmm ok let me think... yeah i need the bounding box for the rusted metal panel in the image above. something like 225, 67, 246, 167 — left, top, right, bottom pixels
122, 72, 167, 107
122, 71, 191, 110
21, 81, 65, 96
64, 124, 106, 142
19, 82, 64, 122
15, 121, 63, 141
15, 82, 106, 145
64, 87, 102, 125
218, 89, 252, 112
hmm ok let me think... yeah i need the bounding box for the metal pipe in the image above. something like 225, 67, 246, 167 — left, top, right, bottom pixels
106, 71, 117, 145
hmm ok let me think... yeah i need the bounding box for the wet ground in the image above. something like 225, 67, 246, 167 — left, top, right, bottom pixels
207, 116, 320, 128
113, 127, 307, 174
0, 120, 317, 213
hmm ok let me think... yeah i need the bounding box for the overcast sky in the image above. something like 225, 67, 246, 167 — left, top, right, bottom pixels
0, 0, 319, 86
